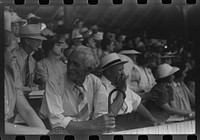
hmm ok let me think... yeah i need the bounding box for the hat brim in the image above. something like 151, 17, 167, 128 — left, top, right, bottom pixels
100, 61, 128, 71
119, 50, 141, 55
157, 67, 180, 79
20, 35, 47, 40
12, 20, 27, 26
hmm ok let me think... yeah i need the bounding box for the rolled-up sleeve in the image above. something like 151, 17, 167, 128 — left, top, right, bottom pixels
93, 77, 108, 119
130, 89, 141, 111
43, 78, 73, 128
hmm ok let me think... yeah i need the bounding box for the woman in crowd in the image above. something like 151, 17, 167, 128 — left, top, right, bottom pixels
101, 38, 116, 57
171, 62, 195, 111
35, 35, 67, 89
146, 63, 195, 122
131, 52, 157, 101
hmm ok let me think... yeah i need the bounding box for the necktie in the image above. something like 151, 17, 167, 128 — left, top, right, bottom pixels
121, 102, 128, 114
24, 55, 30, 87
74, 86, 89, 121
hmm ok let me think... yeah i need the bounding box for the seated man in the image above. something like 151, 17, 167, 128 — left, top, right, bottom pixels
4, 18, 49, 134
100, 53, 160, 131
40, 45, 115, 134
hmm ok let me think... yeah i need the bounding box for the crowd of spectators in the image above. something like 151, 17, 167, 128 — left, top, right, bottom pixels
4, 6, 196, 134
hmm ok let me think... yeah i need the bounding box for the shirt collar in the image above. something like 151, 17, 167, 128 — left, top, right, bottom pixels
101, 76, 113, 90
66, 74, 88, 92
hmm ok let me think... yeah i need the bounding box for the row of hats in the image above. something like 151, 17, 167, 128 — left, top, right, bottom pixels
100, 52, 179, 79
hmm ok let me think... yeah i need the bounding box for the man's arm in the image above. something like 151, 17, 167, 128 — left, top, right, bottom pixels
161, 103, 193, 116
5, 122, 49, 135
136, 104, 158, 124
16, 93, 47, 129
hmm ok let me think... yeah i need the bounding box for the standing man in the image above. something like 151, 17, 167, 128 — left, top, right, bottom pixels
15, 24, 47, 92
40, 45, 115, 134
100, 53, 161, 130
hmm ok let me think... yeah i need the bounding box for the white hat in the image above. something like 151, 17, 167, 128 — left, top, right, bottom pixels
100, 53, 128, 70
19, 24, 47, 40
72, 34, 83, 41
155, 63, 180, 79
119, 49, 141, 55
80, 27, 88, 33
11, 12, 27, 26
93, 32, 104, 41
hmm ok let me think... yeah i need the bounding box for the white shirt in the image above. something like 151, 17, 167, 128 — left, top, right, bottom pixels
40, 74, 108, 128
100, 76, 141, 115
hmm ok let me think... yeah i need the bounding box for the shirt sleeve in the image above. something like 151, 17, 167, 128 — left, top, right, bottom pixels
35, 60, 48, 81
43, 78, 73, 128
150, 85, 168, 106
93, 76, 108, 119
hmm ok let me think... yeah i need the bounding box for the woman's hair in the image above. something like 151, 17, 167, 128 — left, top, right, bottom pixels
155, 75, 171, 83
137, 51, 157, 66
42, 35, 61, 57
172, 62, 187, 79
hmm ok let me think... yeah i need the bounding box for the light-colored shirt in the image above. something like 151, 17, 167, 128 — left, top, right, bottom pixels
117, 54, 141, 93
40, 74, 108, 128
138, 66, 156, 93
15, 47, 36, 86
5, 68, 23, 122
171, 81, 192, 111
36, 58, 67, 86
100, 76, 141, 115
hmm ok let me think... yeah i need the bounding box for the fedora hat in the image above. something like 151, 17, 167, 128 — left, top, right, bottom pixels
11, 12, 27, 26
19, 24, 47, 40
155, 63, 180, 79
119, 49, 141, 55
100, 53, 128, 71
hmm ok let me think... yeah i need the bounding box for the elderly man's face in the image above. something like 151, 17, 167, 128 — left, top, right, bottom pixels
108, 64, 125, 84
26, 38, 42, 52
67, 53, 88, 85
11, 22, 20, 37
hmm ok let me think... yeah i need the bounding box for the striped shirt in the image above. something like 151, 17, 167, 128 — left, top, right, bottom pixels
15, 47, 36, 86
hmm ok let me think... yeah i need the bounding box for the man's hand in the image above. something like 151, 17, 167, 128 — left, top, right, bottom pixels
151, 119, 165, 126
116, 73, 128, 92
91, 113, 115, 133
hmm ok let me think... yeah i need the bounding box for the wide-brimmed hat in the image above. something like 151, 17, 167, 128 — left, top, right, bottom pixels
155, 63, 180, 79
19, 24, 47, 40
11, 12, 27, 26
100, 53, 128, 71
72, 34, 84, 41
119, 49, 141, 55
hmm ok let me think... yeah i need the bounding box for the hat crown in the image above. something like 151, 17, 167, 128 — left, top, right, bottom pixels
101, 53, 122, 68
155, 63, 179, 79
20, 24, 41, 35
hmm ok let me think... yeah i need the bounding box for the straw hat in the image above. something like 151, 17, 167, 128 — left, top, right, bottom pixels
72, 34, 84, 41
19, 24, 47, 40
11, 12, 27, 26
155, 63, 180, 79
100, 53, 128, 70
119, 49, 141, 55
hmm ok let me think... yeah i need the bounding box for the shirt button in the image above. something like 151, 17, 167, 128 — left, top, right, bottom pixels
7, 108, 9, 112
6, 100, 8, 104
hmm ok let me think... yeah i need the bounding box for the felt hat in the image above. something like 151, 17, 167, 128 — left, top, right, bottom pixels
19, 24, 47, 40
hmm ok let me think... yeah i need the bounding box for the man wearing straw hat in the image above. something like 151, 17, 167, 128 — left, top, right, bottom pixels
15, 24, 47, 93
100, 53, 160, 130
40, 45, 115, 134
